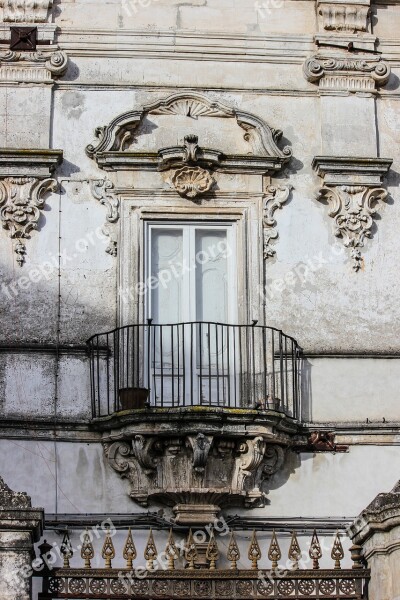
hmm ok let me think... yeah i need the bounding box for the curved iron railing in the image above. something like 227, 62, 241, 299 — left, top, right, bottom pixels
87, 321, 302, 419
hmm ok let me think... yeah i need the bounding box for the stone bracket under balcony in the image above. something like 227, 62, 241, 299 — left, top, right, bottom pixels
99, 408, 299, 525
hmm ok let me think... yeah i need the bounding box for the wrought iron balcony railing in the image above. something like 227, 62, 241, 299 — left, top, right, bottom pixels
87, 321, 302, 420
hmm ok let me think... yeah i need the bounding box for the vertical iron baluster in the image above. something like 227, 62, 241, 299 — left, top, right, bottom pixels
245, 325, 250, 406
238, 325, 243, 406
285, 336, 288, 413
279, 331, 284, 410
177, 325, 181, 406
190, 322, 194, 405
126, 327, 130, 390
182, 323, 186, 406
291, 339, 296, 418
106, 333, 110, 416
208, 322, 211, 406
113, 330, 117, 414
199, 322, 203, 405
153, 324, 157, 406
147, 319, 152, 406
251, 323, 256, 407
227, 325, 231, 407
96, 335, 101, 415
218, 325, 225, 406
233, 326, 237, 407
171, 325, 174, 407
160, 325, 164, 407
136, 324, 140, 388
271, 330, 276, 404
89, 339, 94, 417
262, 327, 267, 407
216, 323, 220, 406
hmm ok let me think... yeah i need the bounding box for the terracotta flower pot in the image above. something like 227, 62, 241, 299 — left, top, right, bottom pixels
119, 387, 149, 410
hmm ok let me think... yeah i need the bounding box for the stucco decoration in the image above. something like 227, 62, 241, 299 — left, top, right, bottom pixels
0, 48, 68, 82
0, 0, 53, 22
263, 184, 292, 259
0, 149, 62, 265
87, 93, 293, 257
303, 54, 390, 93
90, 179, 119, 256
85, 92, 292, 171
103, 432, 286, 524
313, 156, 392, 271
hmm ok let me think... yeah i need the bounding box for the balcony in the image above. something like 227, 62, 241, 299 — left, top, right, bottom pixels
87, 321, 302, 420
87, 322, 303, 521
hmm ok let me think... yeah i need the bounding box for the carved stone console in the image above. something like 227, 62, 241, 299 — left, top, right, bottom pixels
97, 408, 296, 525
312, 156, 392, 271
0, 149, 62, 265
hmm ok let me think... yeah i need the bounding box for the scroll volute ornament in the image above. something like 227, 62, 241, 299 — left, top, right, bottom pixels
313, 156, 392, 271
0, 176, 56, 265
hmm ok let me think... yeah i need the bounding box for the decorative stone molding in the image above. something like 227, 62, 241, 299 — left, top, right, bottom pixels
86, 92, 292, 174
312, 156, 392, 271
317, 0, 370, 33
170, 165, 215, 199
90, 179, 119, 256
99, 409, 297, 524
263, 184, 292, 259
104, 433, 287, 523
303, 54, 390, 93
0, 0, 53, 22
0, 149, 62, 265
350, 481, 400, 600
0, 47, 68, 83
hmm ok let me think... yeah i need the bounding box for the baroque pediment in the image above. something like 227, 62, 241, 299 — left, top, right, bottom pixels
86, 92, 292, 174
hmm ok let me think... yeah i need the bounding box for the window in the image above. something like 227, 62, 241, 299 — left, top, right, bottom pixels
146, 222, 237, 324
145, 222, 237, 405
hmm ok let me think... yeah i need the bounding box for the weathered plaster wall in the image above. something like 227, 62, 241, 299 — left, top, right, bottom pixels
0, 0, 400, 560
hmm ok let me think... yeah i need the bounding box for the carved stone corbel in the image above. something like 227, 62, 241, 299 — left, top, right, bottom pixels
0, 149, 62, 265
312, 156, 392, 271
131, 434, 159, 476
263, 184, 292, 259
186, 433, 213, 474
90, 178, 119, 256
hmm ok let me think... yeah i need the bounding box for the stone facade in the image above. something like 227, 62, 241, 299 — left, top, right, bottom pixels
0, 0, 400, 598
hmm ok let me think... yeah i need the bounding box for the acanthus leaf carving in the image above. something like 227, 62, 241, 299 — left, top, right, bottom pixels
263, 184, 292, 259
317, 184, 388, 271
0, 176, 57, 265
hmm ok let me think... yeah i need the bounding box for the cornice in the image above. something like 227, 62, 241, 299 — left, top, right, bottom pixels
312, 156, 392, 185
0, 148, 62, 177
